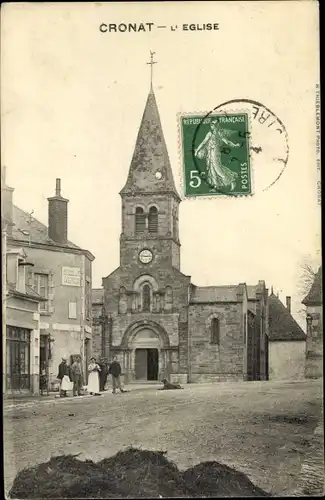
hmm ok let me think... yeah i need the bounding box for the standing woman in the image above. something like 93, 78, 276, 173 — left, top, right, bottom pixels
57, 357, 70, 397
88, 357, 101, 396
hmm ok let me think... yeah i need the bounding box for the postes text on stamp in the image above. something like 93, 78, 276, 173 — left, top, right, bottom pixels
181, 113, 251, 197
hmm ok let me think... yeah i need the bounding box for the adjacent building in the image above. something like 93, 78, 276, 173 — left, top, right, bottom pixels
3, 233, 45, 394
92, 88, 268, 384
268, 292, 306, 380
247, 284, 269, 381
2, 171, 95, 394
303, 267, 323, 379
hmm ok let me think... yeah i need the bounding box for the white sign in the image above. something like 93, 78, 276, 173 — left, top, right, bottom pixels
68, 302, 77, 319
62, 267, 81, 287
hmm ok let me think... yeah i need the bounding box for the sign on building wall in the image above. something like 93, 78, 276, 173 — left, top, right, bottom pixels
62, 267, 81, 287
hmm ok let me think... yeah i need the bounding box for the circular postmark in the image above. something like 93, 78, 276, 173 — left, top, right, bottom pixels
185, 99, 289, 197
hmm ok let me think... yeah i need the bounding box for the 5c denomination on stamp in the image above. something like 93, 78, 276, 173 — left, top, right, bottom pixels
180, 113, 252, 197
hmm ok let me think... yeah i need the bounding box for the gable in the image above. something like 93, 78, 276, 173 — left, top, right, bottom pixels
268, 294, 306, 341
302, 267, 322, 306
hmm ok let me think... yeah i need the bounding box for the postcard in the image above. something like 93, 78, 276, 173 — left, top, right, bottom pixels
1, 1, 322, 498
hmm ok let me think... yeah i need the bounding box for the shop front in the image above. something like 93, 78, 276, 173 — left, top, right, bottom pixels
5, 291, 41, 395
6, 326, 31, 391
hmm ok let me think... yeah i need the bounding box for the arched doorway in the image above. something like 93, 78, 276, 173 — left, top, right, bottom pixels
131, 328, 160, 381
121, 321, 171, 383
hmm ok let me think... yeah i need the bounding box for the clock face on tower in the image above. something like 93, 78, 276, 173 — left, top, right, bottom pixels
139, 249, 153, 264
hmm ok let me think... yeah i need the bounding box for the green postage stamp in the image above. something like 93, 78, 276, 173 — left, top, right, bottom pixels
180, 113, 252, 197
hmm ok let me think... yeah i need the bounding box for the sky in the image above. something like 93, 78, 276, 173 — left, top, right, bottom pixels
1, 1, 321, 328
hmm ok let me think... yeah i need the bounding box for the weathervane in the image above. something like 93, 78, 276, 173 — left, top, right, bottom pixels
146, 50, 157, 91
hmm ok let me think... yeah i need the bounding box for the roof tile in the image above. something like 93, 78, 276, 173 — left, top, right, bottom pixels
302, 267, 322, 305
120, 91, 179, 197
190, 285, 240, 303
268, 293, 306, 341
12, 205, 81, 249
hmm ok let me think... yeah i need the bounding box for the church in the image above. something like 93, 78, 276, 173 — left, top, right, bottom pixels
93, 83, 269, 384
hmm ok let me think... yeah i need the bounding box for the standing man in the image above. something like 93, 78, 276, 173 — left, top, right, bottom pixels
108, 356, 125, 394
99, 357, 109, 392
57, 357, 70, 397
70, 355, 83, 397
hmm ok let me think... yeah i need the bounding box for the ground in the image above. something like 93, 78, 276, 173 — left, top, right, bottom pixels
4, 379, 323, 497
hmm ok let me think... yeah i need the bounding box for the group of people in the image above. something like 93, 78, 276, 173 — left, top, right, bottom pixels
57, 355, 125, 397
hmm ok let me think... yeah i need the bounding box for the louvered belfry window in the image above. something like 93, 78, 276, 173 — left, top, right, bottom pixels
135, 207, 146, 233
148, 206, 158, 233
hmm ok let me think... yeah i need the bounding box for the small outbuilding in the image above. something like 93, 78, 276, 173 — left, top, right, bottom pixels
303, 267, 323, 379
268, 292, 306, 380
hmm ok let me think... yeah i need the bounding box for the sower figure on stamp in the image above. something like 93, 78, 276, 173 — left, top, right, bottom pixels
108, 356, 125, 394
57, 357, 70, 397
70, 355, 83, 397
194, 120, 240, 192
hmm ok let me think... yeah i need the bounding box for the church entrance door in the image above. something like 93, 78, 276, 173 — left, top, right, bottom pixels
147, 349, 159, 380
135, 348, 159, 381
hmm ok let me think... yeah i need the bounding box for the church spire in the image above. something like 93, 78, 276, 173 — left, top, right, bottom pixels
147, 50, 157, 93
120, 68, 179, 198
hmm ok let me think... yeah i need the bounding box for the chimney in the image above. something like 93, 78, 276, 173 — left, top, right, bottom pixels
1, 166, 14, 237
47, 178, 69, 244
286, 296, 291, 314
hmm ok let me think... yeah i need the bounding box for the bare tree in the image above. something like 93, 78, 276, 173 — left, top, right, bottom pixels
298, 262, 318, 297
294, 258, 321, 323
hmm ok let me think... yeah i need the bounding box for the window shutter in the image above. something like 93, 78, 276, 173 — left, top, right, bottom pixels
148, 207, 158, 233
33, 274, 38, 292
68, 302, 77, 319
135, 207, 146, 232
48, 272, 54, 313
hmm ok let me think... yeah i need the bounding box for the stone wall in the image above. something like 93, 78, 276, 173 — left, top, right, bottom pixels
190, 373, 244, 383
103, 264, 191, 375
188, 302, 244, 382
112, 312, 180, 347
305, 305, 323, 379
269, 340, 306, 380
92, 302, 103, 359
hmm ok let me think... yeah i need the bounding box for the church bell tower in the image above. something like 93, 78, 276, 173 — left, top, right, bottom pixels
119, 53, 181, 273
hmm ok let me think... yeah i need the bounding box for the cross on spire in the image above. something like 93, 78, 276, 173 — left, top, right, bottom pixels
146, 51, 157, 91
